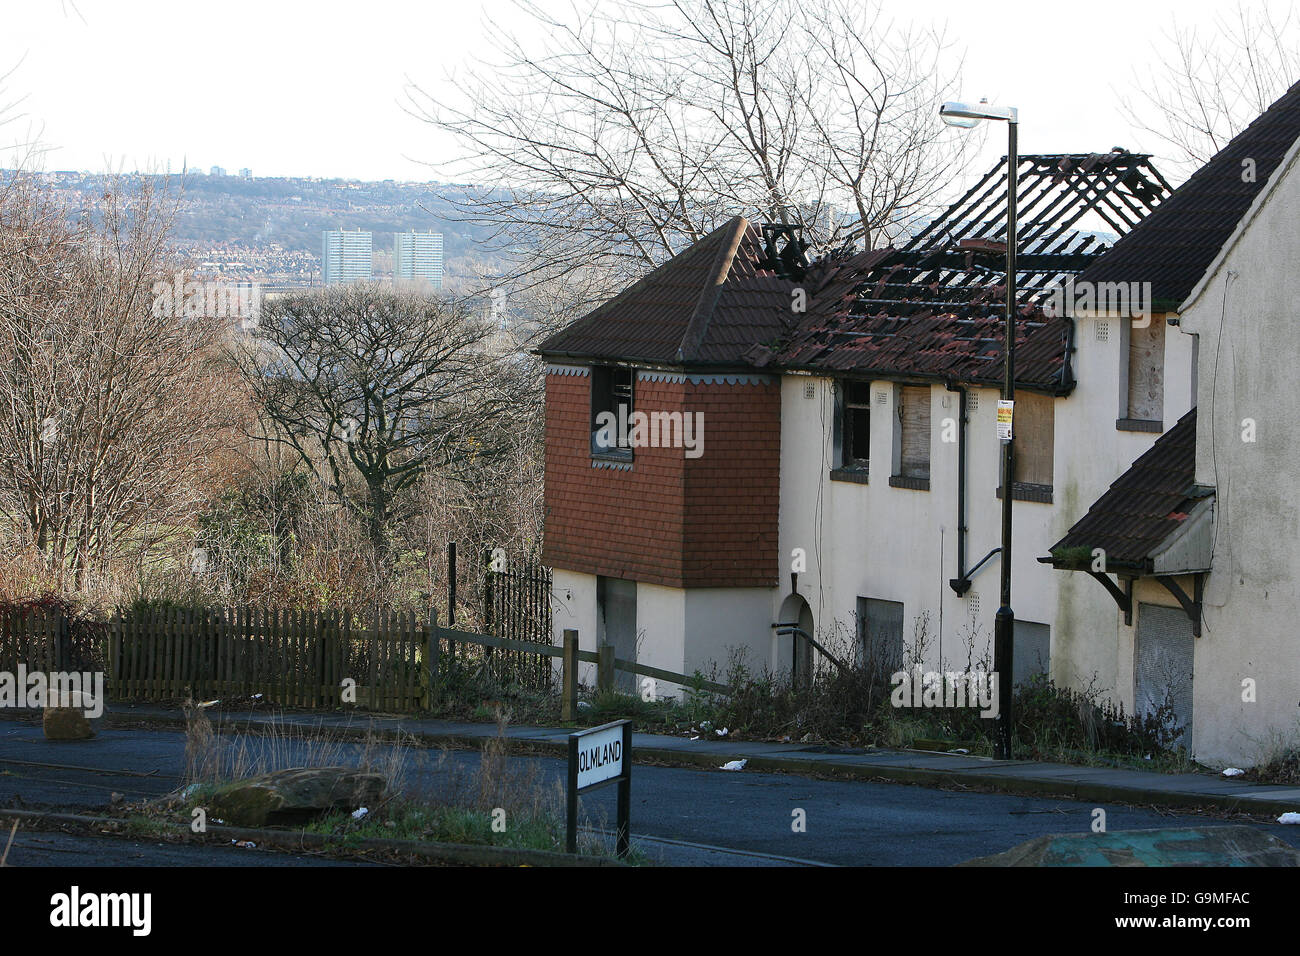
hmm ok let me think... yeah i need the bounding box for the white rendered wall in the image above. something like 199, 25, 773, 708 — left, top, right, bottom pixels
1177, 142, 1300, 765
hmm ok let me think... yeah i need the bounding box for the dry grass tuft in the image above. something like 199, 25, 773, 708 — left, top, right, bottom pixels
180, 699, 412, 792
0, 819, 17, 867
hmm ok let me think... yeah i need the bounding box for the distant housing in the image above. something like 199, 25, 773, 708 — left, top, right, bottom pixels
322, 229, 374, 285
393, 230, 444, 289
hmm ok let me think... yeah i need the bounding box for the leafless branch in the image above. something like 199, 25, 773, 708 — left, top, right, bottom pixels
404, 0, 971, 293
1120, 1, 1300, 178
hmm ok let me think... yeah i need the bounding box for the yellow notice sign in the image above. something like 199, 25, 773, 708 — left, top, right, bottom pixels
996, 400, 1014, 441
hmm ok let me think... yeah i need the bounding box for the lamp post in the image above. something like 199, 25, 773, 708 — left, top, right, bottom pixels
940, 98, 1018, 760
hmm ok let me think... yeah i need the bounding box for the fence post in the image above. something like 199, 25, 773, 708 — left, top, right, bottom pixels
562, 629, 578, 721
447, 541, 457, 627
597, 642, 614, 694
426, 608, 441, 711
483, 547, 495, 668
57, 610, 71, 673
483, 548, 494, 632
109, 607, 120, 698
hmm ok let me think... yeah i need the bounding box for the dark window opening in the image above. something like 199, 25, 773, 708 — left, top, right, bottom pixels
841, 382, 871, 471
591, 365, 634, 459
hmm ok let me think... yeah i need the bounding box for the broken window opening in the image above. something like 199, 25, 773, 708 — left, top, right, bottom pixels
591, 365, 634, 460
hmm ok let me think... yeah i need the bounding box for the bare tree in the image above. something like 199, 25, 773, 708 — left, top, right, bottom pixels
234, 285, 529, 565
0, 174, 240, 589
405, 0, 971, 295
1121, 1, 1300, 177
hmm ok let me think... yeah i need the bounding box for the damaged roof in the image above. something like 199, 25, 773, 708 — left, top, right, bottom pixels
535, 216, 797, 366
752, 245, 1077, 391
1042, 408, 1210, 572
538, 151, 1172, 390
1079, 78, 1300, 310
755, 151, 1169, 391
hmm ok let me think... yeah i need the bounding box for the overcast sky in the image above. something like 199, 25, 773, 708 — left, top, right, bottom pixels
0, 0, 1275, 183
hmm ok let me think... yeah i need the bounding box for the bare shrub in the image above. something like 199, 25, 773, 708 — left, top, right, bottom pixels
0, 173, 244, 593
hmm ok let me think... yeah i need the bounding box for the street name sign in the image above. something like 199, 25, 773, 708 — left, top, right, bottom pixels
567, 719, 632, 857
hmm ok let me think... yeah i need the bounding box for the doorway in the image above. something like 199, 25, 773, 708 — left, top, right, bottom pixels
777, 593, 814, 684
1134, 602, 1194, 748
596, 576, 637, 692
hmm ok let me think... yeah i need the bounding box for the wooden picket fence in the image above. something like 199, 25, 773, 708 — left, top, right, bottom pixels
0, 606, 61, 673
0, 604, 104, 674
3, 604, 730, 717
108, 606, 427, 712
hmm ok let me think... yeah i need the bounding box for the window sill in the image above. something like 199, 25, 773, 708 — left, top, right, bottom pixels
996, 483, 1054, 504
591, 454, 633, 471
830, 467, 869, 485
1116, 418, 1163, 433
888, 474, 930, 491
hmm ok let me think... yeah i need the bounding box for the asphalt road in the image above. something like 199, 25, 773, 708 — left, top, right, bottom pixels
2, 721, 1297, 866
0, 828, 363, 867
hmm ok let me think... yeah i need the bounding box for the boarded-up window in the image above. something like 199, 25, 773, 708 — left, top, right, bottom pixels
1127, 319, 1164, 422
1012, 391, 1054, 487
1012, 620, 1050, 688
597, 576, 637, 692
857, 597, 904, 672
897, 386, 930, 479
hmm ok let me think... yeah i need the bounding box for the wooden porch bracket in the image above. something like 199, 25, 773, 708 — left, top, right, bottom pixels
1086, 571, 1132, 624
1156, 574, 1204, 637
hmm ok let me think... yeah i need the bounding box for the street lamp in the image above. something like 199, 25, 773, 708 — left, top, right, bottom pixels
940, 98, 1018, 760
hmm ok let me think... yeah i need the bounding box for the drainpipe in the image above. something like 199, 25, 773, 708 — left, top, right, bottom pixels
948, 381, 1003, 594
946, 382, 971, 596
945, 320, 1073, 596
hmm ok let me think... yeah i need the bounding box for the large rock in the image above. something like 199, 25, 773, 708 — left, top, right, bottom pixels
205, 767, 387, 827
43, 691, 102, 740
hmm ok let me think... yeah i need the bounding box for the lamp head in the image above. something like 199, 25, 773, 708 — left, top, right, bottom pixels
941, 107, 982, 128
940, 97, 1016, 126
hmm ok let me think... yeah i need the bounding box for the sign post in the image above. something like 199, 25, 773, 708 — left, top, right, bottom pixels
566, 719, 632, 858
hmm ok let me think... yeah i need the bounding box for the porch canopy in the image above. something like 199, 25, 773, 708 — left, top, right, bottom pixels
1040, 408, 1213, 634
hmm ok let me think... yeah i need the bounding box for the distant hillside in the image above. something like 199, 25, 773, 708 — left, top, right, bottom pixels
169, 174, 494, 253
17, 169, 508, 286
